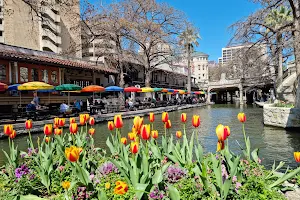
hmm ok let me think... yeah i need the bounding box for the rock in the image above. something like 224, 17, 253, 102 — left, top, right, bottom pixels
285, 188, 300, 200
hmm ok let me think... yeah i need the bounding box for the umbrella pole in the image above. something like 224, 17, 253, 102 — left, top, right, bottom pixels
19, 91, 21, 106
68, 92, 70, 105
48, 93, 50, 105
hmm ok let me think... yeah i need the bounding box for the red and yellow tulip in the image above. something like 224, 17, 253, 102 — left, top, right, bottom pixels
294, 152, 300, 163
108, 121, 115, 131
114, 181, 128, 195
224, 126, 230, 137
216, 124, 228, 142
237, 112, 246, 123
58, 118, 65, 127
45, 137, 51, 143
176, 131, 182, 139
69, 123, 78, 134
54, 117, 59, 127
25, 120, 32, 130
181, 113, 187, 123
133, 116, 143, 134
165, 120, 172, 129
9, 130, 16, 139
162, 112, 169, 123
3, 125, 13, 136
149, 113, 155, 122
79, 115, 85, 125
130, 142, 139, 154
217, 141, 225, 152
151, 130, 158, 139
65, 146, 82, 162
128, 132, 136, 141
140, 124, 151, 140
70, 117, 76, 124
44, 124, 53, 136
54, 128, 62, 135
114, 115, 123, 129
89, 117, 95, 126
89, 128, 95, 136
192, 115, 200, 128
121, 137, 127, 145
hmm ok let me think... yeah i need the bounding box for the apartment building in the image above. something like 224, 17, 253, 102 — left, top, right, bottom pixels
191, 52, 209, 87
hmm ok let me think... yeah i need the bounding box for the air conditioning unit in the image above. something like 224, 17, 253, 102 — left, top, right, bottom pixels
135, 85, 140, 88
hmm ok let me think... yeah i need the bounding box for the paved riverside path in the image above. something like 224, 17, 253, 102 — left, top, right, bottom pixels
0, 103, 207, 138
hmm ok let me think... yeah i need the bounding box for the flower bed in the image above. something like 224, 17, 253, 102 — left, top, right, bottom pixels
1, 113, 300, 199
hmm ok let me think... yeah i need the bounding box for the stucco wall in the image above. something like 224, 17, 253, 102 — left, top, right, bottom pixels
263, 104, 300, 128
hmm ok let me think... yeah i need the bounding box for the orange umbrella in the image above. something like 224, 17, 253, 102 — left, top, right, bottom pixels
81, 85, 105, 92
161, 89, 168, 93
0, 82, 8, 92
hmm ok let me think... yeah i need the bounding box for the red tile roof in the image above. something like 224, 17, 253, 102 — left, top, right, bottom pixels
0, 43, 118, 74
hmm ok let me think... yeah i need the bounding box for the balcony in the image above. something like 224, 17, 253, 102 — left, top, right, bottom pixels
42, 6, 60, 23
42, 29, 61, 45
42, 39, 61, 53
42, 20, 61, 35
0, 24, 3, 31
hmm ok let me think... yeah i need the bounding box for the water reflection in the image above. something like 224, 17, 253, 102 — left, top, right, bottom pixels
0, 105, 300, 169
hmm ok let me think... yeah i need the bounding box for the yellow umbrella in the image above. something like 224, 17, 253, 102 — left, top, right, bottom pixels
18, 81, 54, 91
140, 87, 154, 93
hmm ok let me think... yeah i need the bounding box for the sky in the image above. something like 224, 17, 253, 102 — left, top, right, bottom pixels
89, 0, 261, 61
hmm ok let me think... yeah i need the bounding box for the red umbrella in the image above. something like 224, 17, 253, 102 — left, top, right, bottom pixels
124, 87, 141, 93
0, 82, 8, 92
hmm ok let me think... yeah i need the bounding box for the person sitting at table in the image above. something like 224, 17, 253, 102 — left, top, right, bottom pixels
74, 99, 81, 112
60, 101, 70, 113
26, 101, 36, 112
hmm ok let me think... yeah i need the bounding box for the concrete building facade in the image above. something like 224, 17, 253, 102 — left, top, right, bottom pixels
191, 52, 209, 88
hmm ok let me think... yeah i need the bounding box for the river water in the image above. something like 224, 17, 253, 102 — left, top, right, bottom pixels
1, 104, 300, 169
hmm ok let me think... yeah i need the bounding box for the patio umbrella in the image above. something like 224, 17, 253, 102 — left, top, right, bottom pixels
18, 81, 54, 91
167, 89, 174, 93
161, 88, 168, 93
178, 90, 185, 95
8, 84, 21, 91
82, 85, 105, 100
153, 88, 163, 92
55, 84, 82, 105
0, 82, 8, 92
105, 86, 124, 92
124, 87, 141, 93
140, 87, 154, 93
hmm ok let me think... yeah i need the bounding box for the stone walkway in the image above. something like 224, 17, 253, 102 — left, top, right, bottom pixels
0, 103, 207, 138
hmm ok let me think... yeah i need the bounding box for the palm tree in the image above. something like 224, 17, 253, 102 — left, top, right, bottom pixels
179, 25, 200, 93
265, 6, 293, 85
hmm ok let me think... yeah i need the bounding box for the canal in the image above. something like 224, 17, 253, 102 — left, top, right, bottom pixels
1, 104, 300, 169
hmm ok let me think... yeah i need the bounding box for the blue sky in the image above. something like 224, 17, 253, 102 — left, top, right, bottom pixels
88, 0, 260, 61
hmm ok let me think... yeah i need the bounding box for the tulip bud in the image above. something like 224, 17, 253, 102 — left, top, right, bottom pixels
151, 130, 158, 139
9, 130, 16, 139
130, 142, 139, 154
25, 120, 33, 130
181, 113, 187, 123
84, 114, 90, 122
89, 117, 95, 126
162, 112, 169, 123
128, 132, 136, 141
45, 137, 51, 143
294, 152, 300, 163
54, 128, 62, 135
69, 123, 78, 134
58, 118, 65, 127
176, 131, 182, 139
192, 115, 200, 128
121, 137, 127, 145
54, 117, 59, 126
237, 113, 246, 123
133, 116, 143, 132
62, 181, 71, 190
224, 126, 230, 137
216, 124, 227, 142
89, 128, 95, 136
149, 113, 155, 123
165, 120, 172, 129
108, 121, 115, 131
65, 146, 82, 162
44, 124, 53, 136
114, 115, 123, 129
217, 141, 225, 152
79, 115, 85, 125
3, 124, 13, 136
69, 117, 76, 124
141, 124, 151, 140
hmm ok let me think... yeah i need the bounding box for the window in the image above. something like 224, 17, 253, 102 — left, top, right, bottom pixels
20, 67, 28, 82
0, 31, 2, 37
0, 64, 6, 81
203, 74, 205, 77
198, 76, 201, 80
31, 68, 39, 81
0, 19, 2, 24
42, 69, 49, 83
198, 65, 200, 70
203, 65, 204, 70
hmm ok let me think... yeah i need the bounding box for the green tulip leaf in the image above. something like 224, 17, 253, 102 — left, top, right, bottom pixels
167, 184, 180, 200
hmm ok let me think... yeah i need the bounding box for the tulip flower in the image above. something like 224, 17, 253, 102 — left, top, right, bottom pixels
181, 113, 187, 123
217, 141, 225, 152
165, 120, 172, 129
79, 115, 85, 125
133, 116, 143, 134
162, 112, 169, 123
9, 130, 16, 139
89, 128, 95, 136
149, 113, 155, 122
237, 112, 246, 123
224, 126, 230, 137
128, 132, 136, 141
108, 121, 115, 131
3, 125, 13, 136
121, 137, 127, 145
84, 114, 90, 122
62, 181, 71, 190
140, 124, 151, 140
294, 152, 300, 163
151, 130, 158, 139
65, 146, 82, 162
25, 120, 33, 130
58, 118, 65, 127
192, 115, 200, 128
54, 128, 62, 135
89, 117, 95, 126
176, 131, 182, 139
216, 124, 227, 142
45, 137, 51, 143
130, 142, 139, 154
44, 124, 53, 136
54, 117, 59, 127
69, 123, 78, 134
114, 181, 128, 195
114, 115, 123, 129
70, 117, 76, 124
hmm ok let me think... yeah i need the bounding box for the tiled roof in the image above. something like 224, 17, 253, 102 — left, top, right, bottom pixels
0, 43, 118, 74
191, 51, 209, 57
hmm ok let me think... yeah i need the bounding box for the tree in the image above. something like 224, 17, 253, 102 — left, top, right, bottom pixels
178, 24, 201, 93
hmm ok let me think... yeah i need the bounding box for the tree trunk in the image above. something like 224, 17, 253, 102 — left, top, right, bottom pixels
145, 70, 151, 87
187, 44, 191, 94
294, 18, 300, 108
277, 33, 283, 86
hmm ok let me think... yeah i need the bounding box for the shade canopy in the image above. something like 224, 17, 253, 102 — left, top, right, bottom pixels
124, 87, 141, 93
167, 89, 174, 93
0, 82, 8, 92
140, 87, 154, 93
81, 85, 105, 93
161, 88, 168, 93
105, 86, 124, 92
55, 84, 82, 91
8, 84, 21, 91
18, 81, 54, 91
153, 88, 163, 92
178, 90, 185, 94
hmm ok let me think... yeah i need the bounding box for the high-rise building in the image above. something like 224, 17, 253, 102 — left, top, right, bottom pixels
220, 44, 251, 65
191, 52, 209, 86
2, 0, 82, 57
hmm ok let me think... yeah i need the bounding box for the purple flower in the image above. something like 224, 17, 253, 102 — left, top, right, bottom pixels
89, 174, 95, 181
98, 162, 118, 177
235, 182, 242, 193
164, 165, 187, 183
20, 154, 26, 158
149, 185, 166, 199
221, 164, 228, 182
15, 164, 30, 179
58, 166, 65, 172
29, 174, 35, 180
232, 175, 237, 183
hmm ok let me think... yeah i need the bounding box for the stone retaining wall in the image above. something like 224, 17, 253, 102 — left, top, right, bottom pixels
263, 104, 300, 128
0, 103, 208, 138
